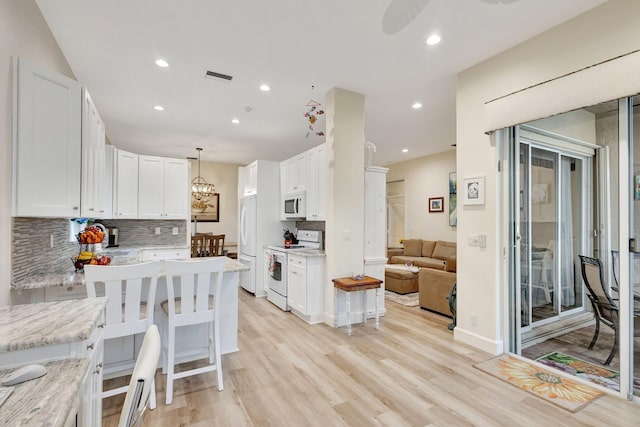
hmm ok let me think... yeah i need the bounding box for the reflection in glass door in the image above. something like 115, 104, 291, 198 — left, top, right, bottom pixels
520, 143, 586, 329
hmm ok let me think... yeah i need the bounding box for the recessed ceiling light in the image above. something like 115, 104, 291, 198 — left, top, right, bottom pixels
231, 118, 240, 124
412, 102, 422, 109
155, 59, 169, 67
153, 105, 164, 111
402, 148, 409, 153
259, 84, 271, 92
426, 34, 441, 45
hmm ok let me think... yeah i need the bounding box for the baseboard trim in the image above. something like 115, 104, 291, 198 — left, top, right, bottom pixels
454, 327, 504, 355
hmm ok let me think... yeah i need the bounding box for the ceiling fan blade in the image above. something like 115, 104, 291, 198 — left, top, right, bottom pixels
381, 0, 431, 35
480, 0, 521, 4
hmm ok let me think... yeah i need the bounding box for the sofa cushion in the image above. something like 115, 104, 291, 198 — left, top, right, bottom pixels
403, 239, 423, 257
445, 255, 457, 273
432, 240, 456, 260
421, 240, 437, 257
390, 255, 445, 270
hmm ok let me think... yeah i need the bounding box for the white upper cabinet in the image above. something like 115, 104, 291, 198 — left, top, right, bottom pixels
283, 153, 307, 194
306, 143, 326, 220
13, 57, 82, 217
242, 161, 258, 196
113, 149, 139, 219
80, 89, 106, 218
138, 155, 188, 219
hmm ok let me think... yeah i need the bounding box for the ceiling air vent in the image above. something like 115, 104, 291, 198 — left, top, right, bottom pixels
205, 70, 233, 82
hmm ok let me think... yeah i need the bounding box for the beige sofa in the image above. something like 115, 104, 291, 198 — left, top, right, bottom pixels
387, 239, 456, 316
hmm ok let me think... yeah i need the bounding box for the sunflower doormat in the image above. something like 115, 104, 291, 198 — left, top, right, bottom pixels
536, 351, 640, 396
474, 354, 603, 412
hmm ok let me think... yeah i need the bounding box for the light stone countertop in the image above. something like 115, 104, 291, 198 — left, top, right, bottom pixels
0, 297, 107, 352
11, 257, 248, 291
289, 249, 326, 257
0, 358, 90, 427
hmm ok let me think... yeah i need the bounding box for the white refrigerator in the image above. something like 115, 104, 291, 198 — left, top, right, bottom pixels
237, 160, 282, 296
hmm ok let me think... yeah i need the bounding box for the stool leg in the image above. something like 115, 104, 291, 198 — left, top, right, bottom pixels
363, 290, 367, 325
347, 291, 352, 336
375, 288, 380, 330
334, 288, 338, 328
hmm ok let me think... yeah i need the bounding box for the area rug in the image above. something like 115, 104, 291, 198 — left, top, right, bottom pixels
384, 290, 419, 307
536, 351, 640, 396
474, 354, 603, 412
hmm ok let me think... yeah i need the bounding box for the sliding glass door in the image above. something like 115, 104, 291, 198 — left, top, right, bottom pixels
519, 141, 588, 330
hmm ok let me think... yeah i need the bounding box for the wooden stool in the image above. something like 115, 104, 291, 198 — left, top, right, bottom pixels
332, 276, 383, 336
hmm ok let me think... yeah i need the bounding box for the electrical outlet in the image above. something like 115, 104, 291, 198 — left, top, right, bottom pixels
155, 227, 161, 235
172, 227, 179, 235
343, 230, 351, 241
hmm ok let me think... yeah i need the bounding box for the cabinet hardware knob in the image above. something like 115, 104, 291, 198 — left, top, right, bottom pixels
89, 208, 94, 211
98, 323, 105, 328
87, 343, 94, 350
73, 206, 79, 210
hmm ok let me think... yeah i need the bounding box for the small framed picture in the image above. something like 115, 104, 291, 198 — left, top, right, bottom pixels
429, 197, 444, 213
463, 176, 485, 205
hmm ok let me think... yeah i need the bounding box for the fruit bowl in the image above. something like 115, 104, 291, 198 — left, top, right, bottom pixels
72, 255, 111, 272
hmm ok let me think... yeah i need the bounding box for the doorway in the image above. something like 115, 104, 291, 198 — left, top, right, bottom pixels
387, 180, 405, 248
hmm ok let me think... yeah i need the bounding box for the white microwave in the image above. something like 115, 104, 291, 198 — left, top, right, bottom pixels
283, 193, 305, 218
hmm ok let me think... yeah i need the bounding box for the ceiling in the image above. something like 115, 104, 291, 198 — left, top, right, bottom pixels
35, 0, 605, 166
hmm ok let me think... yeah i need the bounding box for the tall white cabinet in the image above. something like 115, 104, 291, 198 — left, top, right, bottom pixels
80, 89, 106, 218
306, 143, 326, 220
12, 57, 82, 218
364, 166, 388, 314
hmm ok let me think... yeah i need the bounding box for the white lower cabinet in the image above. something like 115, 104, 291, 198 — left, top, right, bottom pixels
79, 330, 104, 427
287, 254, 325, 324
140, 248, 190, 261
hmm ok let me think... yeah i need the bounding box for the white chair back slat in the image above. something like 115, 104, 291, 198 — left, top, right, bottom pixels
196, 272, 211, 312
123, 277, 143, 323
182, 274, 196, 314
104, 278, 124, 326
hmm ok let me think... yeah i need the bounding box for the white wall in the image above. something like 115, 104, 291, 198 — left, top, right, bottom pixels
189, 159, 240, 244
0, 0, 76, 305
455, 0, 640, 354
386, 150, 456, 243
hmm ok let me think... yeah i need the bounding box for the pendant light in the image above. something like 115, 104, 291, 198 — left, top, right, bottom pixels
191, 148, 215, 201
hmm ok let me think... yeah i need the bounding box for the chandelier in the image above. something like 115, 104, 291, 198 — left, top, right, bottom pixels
191, 148, 215, 201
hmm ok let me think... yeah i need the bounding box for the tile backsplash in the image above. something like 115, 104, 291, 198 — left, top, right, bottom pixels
12, 217, 186, 283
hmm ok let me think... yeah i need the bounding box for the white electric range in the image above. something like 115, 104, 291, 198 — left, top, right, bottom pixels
265, 230, 322, 310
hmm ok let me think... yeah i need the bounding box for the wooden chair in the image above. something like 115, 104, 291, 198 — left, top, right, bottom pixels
204, 234, 225, 257
191, 235, 205, 257
118, 325, 161, 427
579, 255, 640, 365
160, 257, 225, 404
84, 261, 162, 408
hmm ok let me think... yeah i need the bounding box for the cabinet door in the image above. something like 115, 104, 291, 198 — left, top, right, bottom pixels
285, 153, 307, 193
244, 161, 258, 195
114, 150, 139, 218
81, 89, 105, 218
163, 158, 189, 219
288, 265, 306, 313
138, 155, 165, 219
14, 57, 82, 217
306, 143, 326, 220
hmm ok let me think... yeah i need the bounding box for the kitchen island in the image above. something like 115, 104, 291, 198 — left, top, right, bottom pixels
10, 257, 247, 357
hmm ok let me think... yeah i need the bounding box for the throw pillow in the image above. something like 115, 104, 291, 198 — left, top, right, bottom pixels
432, 240, 456, 260
403, 239, 422, 257
421, 240, 436, 257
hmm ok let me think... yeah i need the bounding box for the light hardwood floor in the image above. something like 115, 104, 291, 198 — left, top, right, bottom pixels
103, 290, 640, 426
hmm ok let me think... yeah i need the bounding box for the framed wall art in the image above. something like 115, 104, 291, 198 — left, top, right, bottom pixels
463, 176, 485, 205
191, 193, 220, 222
429, 197, 444, 213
